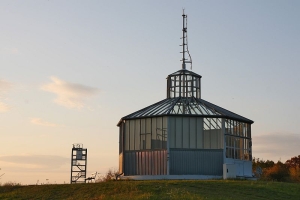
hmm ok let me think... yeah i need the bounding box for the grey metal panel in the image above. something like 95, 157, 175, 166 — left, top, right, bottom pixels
152, 118, 157, 142
125, 122, 130, 150
163, 116, 168, 129
196, 118, 203, 148
157, 117, 162, 131
169, 117, 176, 148
124, 150, 167, 176
204, 130, 210, 149
210, 129, 218, 149
145, 119, 151, 149
169, 149, 223, 175
182, 117, 189, 148
125, 152, 130, 175
175, 117, 182, 148
219, 129, 223, 149
146, 118, 151, 134
190, 117, 196, 148
129, 120, 135, 150
135, 119, 140, 150
141, 119, 146, 134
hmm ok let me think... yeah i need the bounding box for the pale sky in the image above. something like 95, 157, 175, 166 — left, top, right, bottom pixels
1, 0, 299, 185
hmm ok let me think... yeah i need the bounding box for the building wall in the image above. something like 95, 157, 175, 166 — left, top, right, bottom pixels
124, 150, 167, 175
120, 117, 168, 175
124, 117, 168, 151
120, 116, 253, 177
170, 149, 223, 175
167, 116, 223, 175
168, 116, 223, 149
120, 116, 226, 176
224, 119, 252, 161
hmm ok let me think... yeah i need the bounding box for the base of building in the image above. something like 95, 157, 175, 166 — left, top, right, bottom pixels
120, 175, 222, 180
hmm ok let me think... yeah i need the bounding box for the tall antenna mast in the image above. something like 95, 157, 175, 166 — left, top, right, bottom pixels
180, 9, 192, 70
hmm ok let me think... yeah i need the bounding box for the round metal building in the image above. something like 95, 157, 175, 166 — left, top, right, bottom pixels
117, 12, 253, 180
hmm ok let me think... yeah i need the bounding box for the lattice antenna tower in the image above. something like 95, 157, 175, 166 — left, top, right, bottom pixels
180, 9, 193, 70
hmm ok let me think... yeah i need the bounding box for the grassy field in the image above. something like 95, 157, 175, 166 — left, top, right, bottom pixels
0, 180, 299, 200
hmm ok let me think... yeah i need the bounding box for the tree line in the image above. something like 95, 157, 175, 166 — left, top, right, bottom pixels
252, 155, 300, 182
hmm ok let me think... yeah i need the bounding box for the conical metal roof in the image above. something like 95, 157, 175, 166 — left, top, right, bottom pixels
168, 69, 202, 78
119, 96, 253, 124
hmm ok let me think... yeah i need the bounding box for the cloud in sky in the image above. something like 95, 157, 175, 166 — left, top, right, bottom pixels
41, 77, 99, 109
253, 132, 300, 161
30, 118, 59, 127
0, 155, 69, 170
0, 79, 12, 112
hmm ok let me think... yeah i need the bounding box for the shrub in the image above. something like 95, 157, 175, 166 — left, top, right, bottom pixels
96, 168, 119, 182
2, 182, 21, 186
262, 161, 290, 182
289, 166, 300, 182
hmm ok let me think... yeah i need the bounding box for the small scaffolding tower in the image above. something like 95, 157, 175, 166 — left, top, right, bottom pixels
70, 143, 87, 184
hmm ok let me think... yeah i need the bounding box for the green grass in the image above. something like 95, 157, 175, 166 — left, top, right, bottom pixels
0, 180, 299, 200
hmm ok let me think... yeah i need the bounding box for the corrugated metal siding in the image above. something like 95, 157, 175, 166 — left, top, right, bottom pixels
124, 150, 167, 175
170, 149, 223, 175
